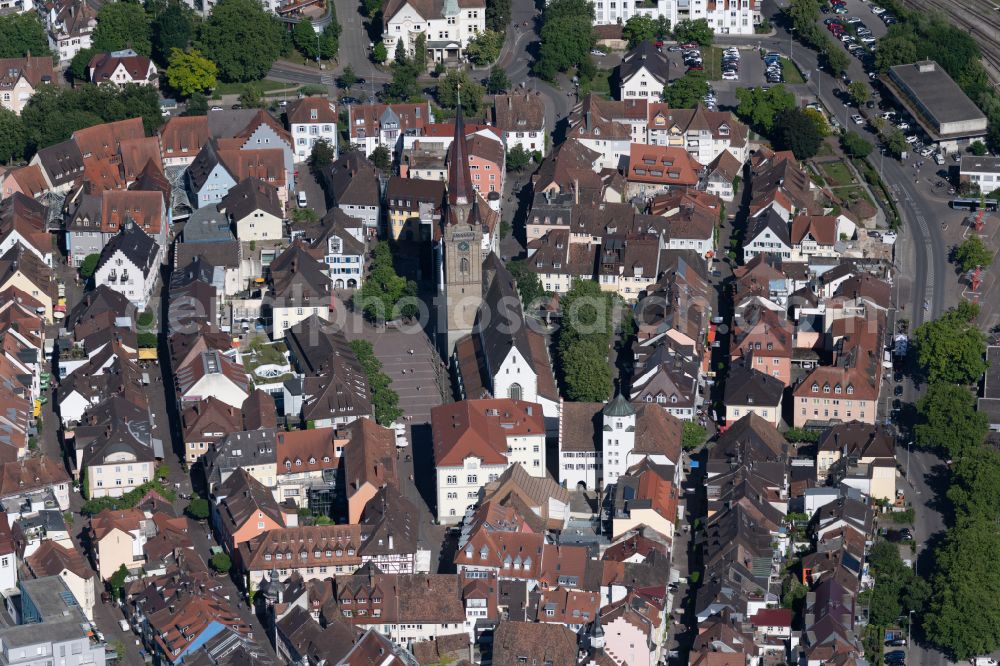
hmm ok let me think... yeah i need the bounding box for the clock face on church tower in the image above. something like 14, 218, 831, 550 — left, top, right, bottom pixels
457, 241, 469, 251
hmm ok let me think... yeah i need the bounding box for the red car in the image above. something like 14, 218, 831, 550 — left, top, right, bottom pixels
681, 42, 699, 49
687, 64, 704, 71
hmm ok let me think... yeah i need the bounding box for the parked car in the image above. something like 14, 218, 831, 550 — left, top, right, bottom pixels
898, 529, 914, 541
934, 152, 946, 165
894, 385, 904, 396
590, 49, 604, 56
885, 650, 907, 661
847, 15, 862, 22
680, 42, 699, 49
871, 5, 886, 13
851, 114, 864, 124
668, 45, 683, 51
722, 70, 738, 80
905, 134, 919, 144
886, 639, 908, 647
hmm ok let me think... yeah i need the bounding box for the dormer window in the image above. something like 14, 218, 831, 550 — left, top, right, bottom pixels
847, 385, 855, 395
480, 546, 488, 560
835, 386, 842, 394
295, 458, 302, 466
811, 383, 819, 393
823, 384, 831, 394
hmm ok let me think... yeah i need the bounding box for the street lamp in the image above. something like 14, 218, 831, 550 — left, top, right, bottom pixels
908, 609, 914, 648
789, 27, 794, 61
880, 147, 886, 181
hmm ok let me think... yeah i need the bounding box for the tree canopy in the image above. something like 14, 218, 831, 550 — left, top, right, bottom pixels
772, 107, 824, 159
0, 108, 26, 165
556, 280, 615, 402
953, 234, 993, 272
947, 446, 1000, 525
199, 0, 287, 82
672, 18, 713, 46
486, 0, 510, 32
924, 518, 1000, 660
92, 2, 152, 56
663, 70, 709, 108
916, 382, 988, 459
369, 145, 391, 172
534, 0, 594, 79
355, 242, 418, 321
21, 84, 161, 154
623, 15, 670, 48
151, 3, 195, 64
735, 85, 796, 135
435, 69, 485, 117
165, 48, 218, 97
0, 13, 50, 58
507, 260, 545, 306
486, 65, 511, 94
350, 339, 403, 426
841, 131, 873, 158
465, 30, 504, 67
913, 300, 988, 384
309, 139, 335, 170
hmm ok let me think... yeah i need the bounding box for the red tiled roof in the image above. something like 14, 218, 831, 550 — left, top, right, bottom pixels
431, 399, 544, 467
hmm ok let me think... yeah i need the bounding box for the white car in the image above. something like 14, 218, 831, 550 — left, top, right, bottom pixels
871, 5, 885, 13
847, 16, 862, 23
919, 145, 935, 157
851, 114, 864, 125
905, 135, 919, 144
722, 70, 738, 80
590, 49, 604, 56
897, 122, 910, 131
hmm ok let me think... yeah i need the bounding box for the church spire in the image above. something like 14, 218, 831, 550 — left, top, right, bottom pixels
447, 85, 474, 208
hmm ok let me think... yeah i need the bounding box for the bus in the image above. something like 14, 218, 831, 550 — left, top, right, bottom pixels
950, 198, 999, 211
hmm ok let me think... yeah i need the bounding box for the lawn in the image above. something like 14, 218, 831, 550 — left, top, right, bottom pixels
703, 46, 725, 81
836, 184, 875, 207
212, 79, 300, 97
780, 57, 805, 84
819, 159, 856, 187
581, 69, 612, 98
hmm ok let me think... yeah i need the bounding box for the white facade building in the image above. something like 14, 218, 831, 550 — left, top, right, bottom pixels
93, 223, 162, 311
382, 0, 486, 64
287, 97, 339, 163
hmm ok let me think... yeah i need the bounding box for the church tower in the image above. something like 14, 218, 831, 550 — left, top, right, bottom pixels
439, 94, 484, 355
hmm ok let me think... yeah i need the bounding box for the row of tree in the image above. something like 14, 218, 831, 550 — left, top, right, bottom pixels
349, 339, 404, 426
909, 301, 999, 659
785, 0, 850, 74
556, 280, 615, 402
0, 83, 162, 163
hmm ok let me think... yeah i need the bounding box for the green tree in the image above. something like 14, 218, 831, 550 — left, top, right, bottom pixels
239, 83, 265, 108
506, 145, 531, 171
914, 301, 988, 385
885, 128, 908, 157
848, 80, 870, 106
773, 107, 823, 159
92, 2, 152, 55
185, 92, 208, 115
486, 65, 511, 94
383, 51, 420, 101
79, 254, 100, 278
841, 131, 873, 158
435, 68, 485, 116
784, 427, 819, 443
971, 140, 988, 156
369, 144, 391, 172
0, 13, 51, 58
372, 41, 388, 64
309, 139, 335, 170
954, 234, 994, 272
823, 37, 850, 74
534, 0, 594, 79
412, 32, 427, 72
320, 12, 341, 59
0, 108, 26, 165
210, 552, 232, 574
623, 15, 670, 48
507, 260, 545, 306
673, 18, 713, 46
151, 3, 195, 64
339, 64, 358, 90
486, 0, 511, 32
663, 70, 709, 108
875, 34, 918, 73
166, 48, 217, 97
465, 29, 504, 66
69, 47, 98, 82
561, 339, 613, 401
185, 497, 210, 520
109, 564, 129, 597
682, 421, 707, 450
924, 519, 1000, 660
199, 0, 287, 82
735, 85, 796, 134
916, 383, 988, 459
947, 447, 1000, 524
355, 242, 418, 321
350, 339, 404, 425
293, 19, 320, 61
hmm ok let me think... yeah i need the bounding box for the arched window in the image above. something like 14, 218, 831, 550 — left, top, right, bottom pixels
508, 383, 522, 401
460, 257, 470, 274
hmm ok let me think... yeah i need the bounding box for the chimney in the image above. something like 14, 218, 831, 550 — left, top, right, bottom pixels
574, 179, 579, 205
388, 533, 394, 550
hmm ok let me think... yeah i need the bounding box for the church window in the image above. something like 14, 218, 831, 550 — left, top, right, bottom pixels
508, 383, 522, 401
460, 257, 470, 274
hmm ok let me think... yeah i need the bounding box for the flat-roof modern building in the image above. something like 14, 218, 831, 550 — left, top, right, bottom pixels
960, 155, 1000, 190
884, 61, 987, 151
